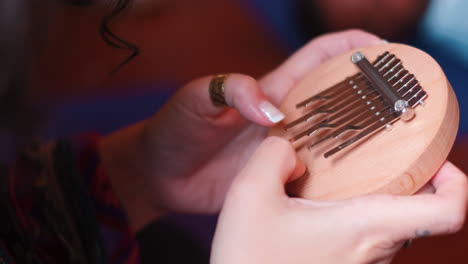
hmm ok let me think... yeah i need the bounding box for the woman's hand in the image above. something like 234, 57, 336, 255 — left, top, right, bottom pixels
211, 137, 468, 264
99, 30, 383, 230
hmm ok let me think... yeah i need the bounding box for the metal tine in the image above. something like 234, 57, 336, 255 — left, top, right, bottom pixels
397, 79, 419, 96
324, 111, 399, 158
373, 51, 391, 68
286, 52, 402, 132
332, 103, 391, 137
319, 81, 424, 156
382, 60, 402, 78
388, 70, 409, 86
304, 82, 376, 117
393, 74, 414, 89
296, 52, 391, 108
405, 87, 425, 104
401, 84, 422, 101
293, 51, 428, 158
317, 89, 380, 124
289, 91, 381, 141
377, 55, 396, 72
309, 105, 392, 149
286, 51, 427, 155
305, 75, 366, 106
285, 86, 370, 130
307, 100, 389, 148
393, 74, 416, 94
296, 74, 361, 108
408, 90, 427, 107
384, 66, 404, 83
319, 90, 381, 125
285, 79, 372, 130
386, 67, 405, 83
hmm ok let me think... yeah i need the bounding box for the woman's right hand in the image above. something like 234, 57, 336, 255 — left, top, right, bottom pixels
211, 137, 468, 264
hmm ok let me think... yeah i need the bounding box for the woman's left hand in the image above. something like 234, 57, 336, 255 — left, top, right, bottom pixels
100, 30, 382, 230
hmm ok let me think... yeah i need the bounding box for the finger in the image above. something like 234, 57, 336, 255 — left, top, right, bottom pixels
179, 74, 285, 127
431, 161, 468, 198
232, 136, 305, 200
260, 29, 382, 104
359, 162, 468, 240
414, 182, 435, 195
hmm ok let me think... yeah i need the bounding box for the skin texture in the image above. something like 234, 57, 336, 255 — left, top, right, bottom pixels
211, 137, 467, 264
99, 30, 468, 262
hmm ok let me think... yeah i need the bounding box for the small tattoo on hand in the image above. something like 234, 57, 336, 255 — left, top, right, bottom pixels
415, 229, 431, 238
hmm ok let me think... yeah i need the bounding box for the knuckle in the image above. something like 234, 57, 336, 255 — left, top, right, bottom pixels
446, 207, 467, 234
267, 137, 297, 171
262, 136, 293, 154
237, 75, 257, 89
353, 236, 379, 263
353, 233, 401, 263
227, 74, 257, 106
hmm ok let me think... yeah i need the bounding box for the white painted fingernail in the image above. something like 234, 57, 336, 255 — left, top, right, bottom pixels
259, 101, 285, 123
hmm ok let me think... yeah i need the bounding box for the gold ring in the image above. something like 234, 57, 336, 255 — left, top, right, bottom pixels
209, 74, 229, 107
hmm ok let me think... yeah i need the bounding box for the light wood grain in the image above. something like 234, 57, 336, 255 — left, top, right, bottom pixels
269, 43, 459, 200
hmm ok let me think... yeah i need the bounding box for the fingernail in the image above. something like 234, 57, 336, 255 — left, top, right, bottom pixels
381, 39, 389, 44
259, 101, 285, 123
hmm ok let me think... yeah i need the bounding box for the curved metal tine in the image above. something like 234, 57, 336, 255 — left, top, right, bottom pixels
289, 90, 380, 142
289, 119, 338, 142
382, 61, 402, 78
296, 51, 394, 108
324, 111, 399, 158
296, 74, 362, 108
393, 74, 416, 94
389, 72, 412, 90
373, 51, 391, 67
285, 80, 371, 130
377, 55, 396, 72
286, 88, 369, 132
403, 86, 423, 102
331, 103, 391, 138
386, 66, 405, 83
388, 70, 409, 87
295, 51, 390, 109
308, 100, 389, 148
285, 108, 332, 131
314, 75, 368, 105
321, 89, 380, 124
379, 59, 401, 77
408, 90, 427, 107
405, 87, 425, 103
398, 79, 419, 96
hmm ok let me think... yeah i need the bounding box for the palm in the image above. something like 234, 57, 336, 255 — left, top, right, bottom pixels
149, 113, 267, 213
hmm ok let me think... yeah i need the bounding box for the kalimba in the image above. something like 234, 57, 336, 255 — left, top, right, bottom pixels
269, 43, 459, 200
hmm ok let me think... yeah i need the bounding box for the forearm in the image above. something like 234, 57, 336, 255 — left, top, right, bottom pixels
99, 120, 165, 232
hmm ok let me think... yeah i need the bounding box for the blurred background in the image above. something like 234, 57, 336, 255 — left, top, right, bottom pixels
34, 0, 468, 263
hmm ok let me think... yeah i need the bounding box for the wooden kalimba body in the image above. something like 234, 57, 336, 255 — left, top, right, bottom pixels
269, 43, 459, 200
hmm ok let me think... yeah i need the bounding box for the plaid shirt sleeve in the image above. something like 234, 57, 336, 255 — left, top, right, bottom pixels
72, 133, 140, 264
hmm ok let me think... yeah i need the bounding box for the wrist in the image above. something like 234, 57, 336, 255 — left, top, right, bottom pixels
99, 121, 165, 231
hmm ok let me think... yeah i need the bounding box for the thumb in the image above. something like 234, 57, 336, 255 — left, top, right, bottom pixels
231, 137, 306, 202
